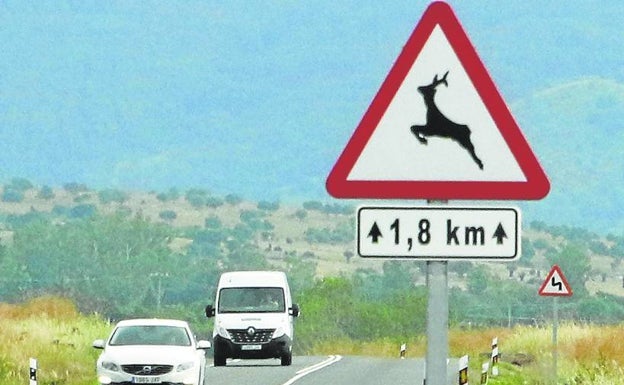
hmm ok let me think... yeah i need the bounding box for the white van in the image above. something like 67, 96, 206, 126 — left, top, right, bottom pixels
205, 271, 300, 366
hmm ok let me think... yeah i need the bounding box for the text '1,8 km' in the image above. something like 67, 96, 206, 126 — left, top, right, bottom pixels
357, 206, 520, 260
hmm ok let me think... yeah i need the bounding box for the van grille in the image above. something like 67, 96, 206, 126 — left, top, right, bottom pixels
228, 328, 274, 343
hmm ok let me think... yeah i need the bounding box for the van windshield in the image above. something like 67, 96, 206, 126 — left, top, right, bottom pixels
218, 287, 285, 313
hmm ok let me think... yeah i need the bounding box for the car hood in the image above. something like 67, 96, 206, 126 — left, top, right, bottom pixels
100, 345, 198, 365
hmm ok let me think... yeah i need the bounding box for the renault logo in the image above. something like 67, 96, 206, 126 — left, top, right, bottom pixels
246, 327, 256, 336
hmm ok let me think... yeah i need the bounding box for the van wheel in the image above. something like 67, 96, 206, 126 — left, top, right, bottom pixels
281, 352, 292, 366
213, 348, 226, 367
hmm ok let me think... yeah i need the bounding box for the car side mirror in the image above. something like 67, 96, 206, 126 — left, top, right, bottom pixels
205, 305, 215, 318
289, 303, 300, 317
197, 340, 211, 350
92, 339, 105, 349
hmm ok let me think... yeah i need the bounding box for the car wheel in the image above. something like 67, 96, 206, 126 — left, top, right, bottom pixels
280, 352, 292, 366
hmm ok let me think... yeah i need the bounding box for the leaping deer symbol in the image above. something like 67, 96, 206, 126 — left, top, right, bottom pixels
410, 71, 484, 170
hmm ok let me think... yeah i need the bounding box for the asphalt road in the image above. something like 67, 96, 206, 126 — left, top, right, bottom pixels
204, 355, 447, 385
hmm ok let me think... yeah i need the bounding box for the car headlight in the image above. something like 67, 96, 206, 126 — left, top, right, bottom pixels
176, 361, 195, 372
101, 361, 120, 372
272, 327, 285, 339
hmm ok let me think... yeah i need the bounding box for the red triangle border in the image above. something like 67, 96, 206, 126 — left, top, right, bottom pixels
538, 265, 573, 297
326, 1, 550, 200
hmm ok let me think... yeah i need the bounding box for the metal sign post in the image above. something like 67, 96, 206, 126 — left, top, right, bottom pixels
538, 265, 572, 385
552, 297, 559, 385
425, 260, 448, 385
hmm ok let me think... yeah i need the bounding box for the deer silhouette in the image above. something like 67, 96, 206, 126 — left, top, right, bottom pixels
410, 71, 484, 170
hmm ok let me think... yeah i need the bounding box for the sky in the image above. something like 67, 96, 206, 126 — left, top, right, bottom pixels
1, 1, 623, 233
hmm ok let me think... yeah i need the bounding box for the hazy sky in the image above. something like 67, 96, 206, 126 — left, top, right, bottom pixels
1, 1, 623, 231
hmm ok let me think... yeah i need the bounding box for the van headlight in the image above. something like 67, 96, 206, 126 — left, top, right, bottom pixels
272, 327, 285, 339
216, 325, 231, 339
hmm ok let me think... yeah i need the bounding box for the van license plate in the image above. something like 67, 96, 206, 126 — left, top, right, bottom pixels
241, 344, 262, 350
133, 376, 161, 384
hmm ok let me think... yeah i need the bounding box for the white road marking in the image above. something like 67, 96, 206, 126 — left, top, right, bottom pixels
282, 355, 342, 385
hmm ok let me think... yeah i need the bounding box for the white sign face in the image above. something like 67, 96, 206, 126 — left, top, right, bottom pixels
357, 206, 520, 260
347, 26, 526, 183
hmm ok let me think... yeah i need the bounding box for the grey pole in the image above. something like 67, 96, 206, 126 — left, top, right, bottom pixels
552, 296, 559, 384
425, 260, 449, 385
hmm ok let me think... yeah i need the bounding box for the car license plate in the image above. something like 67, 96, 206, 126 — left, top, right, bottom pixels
241, 344, 262, 351
133, 376, 161, 384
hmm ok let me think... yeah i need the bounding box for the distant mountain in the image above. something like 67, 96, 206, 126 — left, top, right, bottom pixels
514, 77, 624, 234
2, 2, 624, 235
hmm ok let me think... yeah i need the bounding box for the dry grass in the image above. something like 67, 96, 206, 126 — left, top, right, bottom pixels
309, 323, 624, 384
309, 336, 426, 358
0, 297, 111, 385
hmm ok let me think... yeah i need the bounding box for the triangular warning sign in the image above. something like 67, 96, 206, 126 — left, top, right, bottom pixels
538, 265, 573, 297
326, 1, 550, 200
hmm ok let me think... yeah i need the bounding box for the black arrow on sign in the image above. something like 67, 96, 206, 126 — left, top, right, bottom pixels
492, 223, 507, 244
368, 222, 382, 243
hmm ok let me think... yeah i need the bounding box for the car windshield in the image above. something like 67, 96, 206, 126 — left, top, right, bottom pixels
218, 287, 285, 313
109, 325, 191, 346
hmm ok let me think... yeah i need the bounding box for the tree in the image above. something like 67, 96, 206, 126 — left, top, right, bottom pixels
204, 216, 222, 229
8, 177, 33, 191
302, 201, 323, 211
185, 189, 208, 208
37, 185, 55, 200
98, 189, 128, 204
156, 187, 180, 202
467, 265, 490, 294
69, 204, 97, 218
381, 261, 413, 293
205, 196, 224, 208
257, 200, 280, 211
294, 209, 307, 221
63, 182, 88, 194
2, 188, 24, 203
159, 210, 177, 222
225, 194, 243, 205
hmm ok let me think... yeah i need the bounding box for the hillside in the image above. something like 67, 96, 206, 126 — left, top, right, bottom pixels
2, 182, 624, 301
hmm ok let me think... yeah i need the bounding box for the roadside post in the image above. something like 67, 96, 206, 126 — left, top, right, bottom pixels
458, 355, 469, 385
480, 362, 489, 385
538, 265, 573, 384
29, 358, 37, 385
326, 2, 550, 385
490, 337, 499, 377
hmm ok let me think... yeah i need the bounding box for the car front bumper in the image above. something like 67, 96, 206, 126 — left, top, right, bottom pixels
96, 367, 201, 385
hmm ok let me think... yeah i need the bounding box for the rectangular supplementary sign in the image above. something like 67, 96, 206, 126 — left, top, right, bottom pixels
357, 206, 520, 260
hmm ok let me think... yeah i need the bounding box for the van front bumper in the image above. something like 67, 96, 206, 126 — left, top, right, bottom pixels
213, 334, 291, 359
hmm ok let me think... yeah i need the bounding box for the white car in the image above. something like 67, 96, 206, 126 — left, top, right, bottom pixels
93, 318, 211, 385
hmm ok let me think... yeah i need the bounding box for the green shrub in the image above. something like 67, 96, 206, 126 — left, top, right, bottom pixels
1, 189, 23, 203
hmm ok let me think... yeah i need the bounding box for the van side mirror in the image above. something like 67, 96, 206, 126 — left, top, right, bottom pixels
205, 305, 215, 318
289, 303, 300, 317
